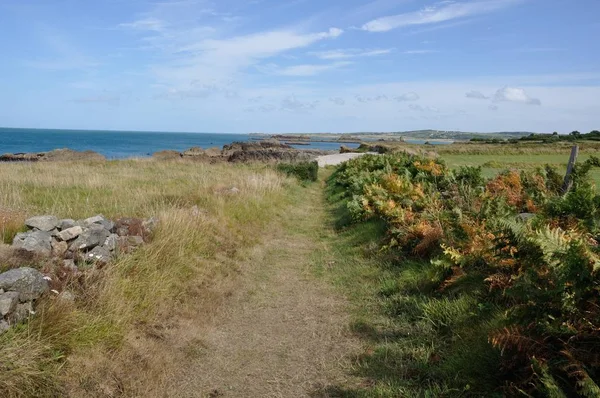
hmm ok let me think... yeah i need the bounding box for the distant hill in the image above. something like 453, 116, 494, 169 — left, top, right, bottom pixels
252, 130, 534, 142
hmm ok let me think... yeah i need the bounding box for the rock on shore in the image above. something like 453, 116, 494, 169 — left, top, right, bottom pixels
0, 148, 105, 162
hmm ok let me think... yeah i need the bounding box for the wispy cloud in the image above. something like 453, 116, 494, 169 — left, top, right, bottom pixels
466, 90, 489, 99
329, 97, 346, 105
361, 0, 521, 32
311, 48, 393, 60
276, 61, 351, 76
402, 49, 438, 55
281, 95, 319, 112
72, 94, 120, 105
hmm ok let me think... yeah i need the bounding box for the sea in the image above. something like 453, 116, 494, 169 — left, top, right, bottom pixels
0, 128, 359, 159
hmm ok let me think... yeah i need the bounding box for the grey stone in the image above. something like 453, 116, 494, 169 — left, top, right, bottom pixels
0, 291, 19, 316
0, 320, 9, 334
24, 215, 59, 232
99, 219, 115, 232
86, 246, 112, 264
57, 226, 83, 241
51, 239, 68, 257
84, 215, 105, 226
0, 267, 49, 302
84, 215, 115, 230
59, 219, 76, 230
49, 228, 60, 237
10, 302, 33, 324
104, 234, 119, 252
12, 230, 52, 256
70, 224, 110, 251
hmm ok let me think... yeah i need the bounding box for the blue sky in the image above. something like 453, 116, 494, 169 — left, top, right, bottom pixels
0, 0, 599, 133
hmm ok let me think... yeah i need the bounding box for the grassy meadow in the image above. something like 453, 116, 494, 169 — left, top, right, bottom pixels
0, 159, 301, 397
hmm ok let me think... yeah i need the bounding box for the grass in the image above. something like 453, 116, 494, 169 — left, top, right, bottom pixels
0, 159, 301, 397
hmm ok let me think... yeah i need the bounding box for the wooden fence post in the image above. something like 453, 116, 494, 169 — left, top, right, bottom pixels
562, 145, 579, 194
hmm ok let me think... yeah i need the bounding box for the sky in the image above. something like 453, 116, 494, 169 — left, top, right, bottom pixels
0, 0, 599, 134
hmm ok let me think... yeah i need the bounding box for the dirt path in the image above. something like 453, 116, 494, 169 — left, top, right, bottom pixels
316, 152, 378, 167
168, 185, 362, 397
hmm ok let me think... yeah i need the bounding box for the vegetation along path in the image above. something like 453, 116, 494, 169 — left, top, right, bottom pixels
168, 179, 364, 397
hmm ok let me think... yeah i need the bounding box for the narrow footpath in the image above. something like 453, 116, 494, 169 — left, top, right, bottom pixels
167, 182, 363, 397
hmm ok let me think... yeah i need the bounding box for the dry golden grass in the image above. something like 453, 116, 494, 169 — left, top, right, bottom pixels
0, 159, 297, 397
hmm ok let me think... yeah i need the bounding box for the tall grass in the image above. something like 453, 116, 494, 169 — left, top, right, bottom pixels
0, 159, 296, 396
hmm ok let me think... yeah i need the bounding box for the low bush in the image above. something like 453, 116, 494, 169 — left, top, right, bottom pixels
277, 161, 318, 182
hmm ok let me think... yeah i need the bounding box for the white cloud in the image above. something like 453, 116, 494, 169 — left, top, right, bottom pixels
276, 61, 352, 76
394, 92, 420, 101
466, 90, 489, 99
119, 18, 167, 32
493, 86, 541, 105
361, 0, 521, 32
312, 48, 392, 60
489, 104, 499, 111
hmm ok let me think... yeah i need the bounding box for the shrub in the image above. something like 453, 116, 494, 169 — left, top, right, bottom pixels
329, 151, 600, 396
276, 161, 318, 182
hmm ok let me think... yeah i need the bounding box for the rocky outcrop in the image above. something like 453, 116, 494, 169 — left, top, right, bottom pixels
0, 148, 105, 162
222, 141, 328, 163
339, 145, 354, 154
0, 267, 48, 333
154, 140, 332, 164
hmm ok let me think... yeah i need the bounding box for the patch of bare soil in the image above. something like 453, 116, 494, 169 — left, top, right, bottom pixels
166, 189, 362, 398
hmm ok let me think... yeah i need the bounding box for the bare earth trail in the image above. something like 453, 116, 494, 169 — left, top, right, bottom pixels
167, 182, 363, 397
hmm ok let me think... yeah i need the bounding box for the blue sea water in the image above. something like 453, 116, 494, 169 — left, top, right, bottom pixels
0, 128, 358, 159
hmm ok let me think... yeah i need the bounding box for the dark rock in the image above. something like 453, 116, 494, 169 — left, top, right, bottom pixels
0, 149, 105, 162
59, 219, 76, 230
0, 267, 49, 302
13, 230, 52, 256
24, 215, 59, 232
